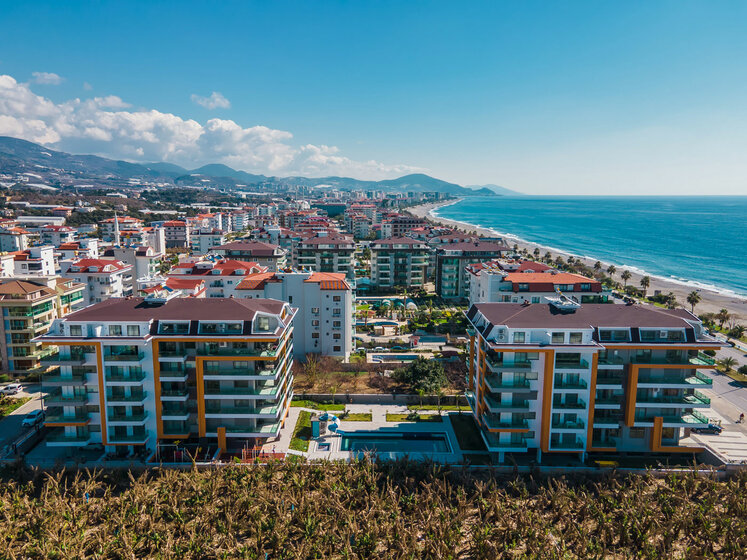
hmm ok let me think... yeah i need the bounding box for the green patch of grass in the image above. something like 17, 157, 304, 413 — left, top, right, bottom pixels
408, 404, 465, 412
386, 413, 442, 423
0, 397, 30, 418
289, 410, 312, 452
449, 413, 487, 451
290, 399, 345, 411
342, 413, 373, 422
723, 369, 747, 385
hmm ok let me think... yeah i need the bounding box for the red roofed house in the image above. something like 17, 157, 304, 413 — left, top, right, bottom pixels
168, 258, 268, 298
163, 220, 190, 249
209, 241, 287, 271
61, 258, 134, 305
235, 270, 353, 360
466, 259, 606, 306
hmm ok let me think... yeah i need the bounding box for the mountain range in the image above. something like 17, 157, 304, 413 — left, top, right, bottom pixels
0, 136, 516, 196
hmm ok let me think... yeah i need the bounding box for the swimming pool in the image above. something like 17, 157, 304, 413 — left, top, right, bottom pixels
341, 432, 451, 453
372, 354, 419, 362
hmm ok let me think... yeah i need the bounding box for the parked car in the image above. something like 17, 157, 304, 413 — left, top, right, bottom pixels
1, 383, 22, 395
373, 347, 386, 352
691, 423, 722, 435
21, 409, 45, 428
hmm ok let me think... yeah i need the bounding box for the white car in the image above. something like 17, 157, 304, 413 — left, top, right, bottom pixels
21, 409, 45, 428
373, 347, 386, 352
1, 383, 22, 395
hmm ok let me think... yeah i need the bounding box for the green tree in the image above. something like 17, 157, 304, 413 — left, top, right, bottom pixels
716, 309, 730, 329
686, 291, 701, 314
639, 276, 650, 297
728, 325, 745, 340
620, 270, 632, 287
606, 265, 616, 277
533, 248, 540, 259
394, 357, 447, 393
594, 261, 602, 273
720, 357, 736, 372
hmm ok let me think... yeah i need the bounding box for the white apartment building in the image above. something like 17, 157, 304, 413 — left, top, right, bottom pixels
235, 271, 354, 361
40, 225, 77, 246
37, 296, 296, 455
210, 241, 287, 271
57, 238, 100, 260
101, 246, 164, 291
465, 301, 721, 463
12, 246, 56, 277
190, 229, 226, 255
162, 221, 191, 249
61, 258, 134, 305
0, 227, 31, 252
167, 258, 268, 298
100, 216, 143, 242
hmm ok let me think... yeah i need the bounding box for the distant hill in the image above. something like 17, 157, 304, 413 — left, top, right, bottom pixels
466, 183, 522, 196
0, 135, 495, 197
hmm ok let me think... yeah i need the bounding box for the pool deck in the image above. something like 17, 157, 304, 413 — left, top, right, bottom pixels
265, 403, 467, 463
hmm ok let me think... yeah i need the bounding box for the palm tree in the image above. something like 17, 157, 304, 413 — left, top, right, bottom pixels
606, 265, 616, 277
544, 251, 552, 263
686, 291, 701, 314
716, 309, 730, 329
620, 270, 631, 287
720, 357, 736, 372
533, 248, 540, 259
665, 292, 677, 309
639, 276, 650, 297
594, 261, 602, 273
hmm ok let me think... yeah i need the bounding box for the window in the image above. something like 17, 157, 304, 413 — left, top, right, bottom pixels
333, 333, 341, 340
160, 322, 189, 335
127, 325, 140, 336
256, 316, 270, 332
333, 295, 341, 302
333, 345, 341, 352
513, 332, 525, 343
551, 332, 565, 344
569, 332, 583, 344
581, 283, 590, 291
69, 325, 82, 337
333, 321, 341, 328
312, 333, 319, 339
332, 308, 341, 316
109, 325, 122, 336
288, 296, 293, 303
312, 320, 320, 326
640, 330, 656, 342
629, 428, 645, 439
531, 297, 540, 303
311, 307, 319, 315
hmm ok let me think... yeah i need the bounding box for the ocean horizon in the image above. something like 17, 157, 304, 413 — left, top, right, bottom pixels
433, 195, 747, 298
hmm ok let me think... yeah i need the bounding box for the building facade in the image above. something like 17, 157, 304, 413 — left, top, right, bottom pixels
435, 241, 509, 299
61, 258, 134, 306
296, 235, 355, 278
465, 301, 721, 463
37, 296, 295, 455
369, 237, 430, 290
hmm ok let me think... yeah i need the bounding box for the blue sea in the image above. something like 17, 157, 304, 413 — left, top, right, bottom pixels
433, 196, 747, 297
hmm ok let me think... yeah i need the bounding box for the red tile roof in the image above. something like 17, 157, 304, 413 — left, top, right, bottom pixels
305, 272, 350, 290
235, 272, 282, 291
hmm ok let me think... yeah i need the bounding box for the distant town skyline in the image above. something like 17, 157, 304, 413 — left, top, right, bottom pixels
1, 1, 746, 195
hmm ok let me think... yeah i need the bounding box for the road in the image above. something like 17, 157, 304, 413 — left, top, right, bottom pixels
0, 384, 45, 449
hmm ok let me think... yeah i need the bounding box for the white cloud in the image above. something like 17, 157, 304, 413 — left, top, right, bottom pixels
191, 91, 231, 110
0, 74, 420, 179
83, 82, 92, 91
31, 72, 64, 85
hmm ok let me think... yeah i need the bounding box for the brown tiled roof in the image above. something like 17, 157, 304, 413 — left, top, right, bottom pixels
305, 272, 350, 291
235, 272, 282, 291
0, 279, 55, 297
64, 297, 286, 322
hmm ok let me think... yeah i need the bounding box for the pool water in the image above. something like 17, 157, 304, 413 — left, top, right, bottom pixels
341, 432, 451, 453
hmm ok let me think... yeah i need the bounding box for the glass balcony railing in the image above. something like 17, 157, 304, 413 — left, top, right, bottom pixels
554, 378, 588, 389
104, 352, 145, 362
638, 371, 713, 385
550, 439, 584, 450
555, 359, 590, 370
552, 400, 587, 410
551, 419, 585, 429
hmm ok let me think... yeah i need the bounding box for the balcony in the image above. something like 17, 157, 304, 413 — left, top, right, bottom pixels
105, 371, 146, 384
550, 438, 584, 450
554, 359, 590, 370
160, 388, 190, 401
42, 372, 87, 386
200, 346, 280, 358
485, 357, 533, 372
554, 378, 588, 390
482, 434, 529, 451
632, 353, 716, 366
205, 404, 281, 418
104, 352, 145, 363
634, 410, 709, 427
483, 415, 529, 430
484, 375, 531, 392
221, 421, 282, 437
552, 400, 587, 410
204, 384, 285, 399
45, 411, 89, 424
597, 355, 625, 368
593, 416, 621, 427
159, 370, 189, 382
44, 391, 88, 405
483, 395, 531, 412
594, 396, 623, 407
42, 352, 88, 366
161, 407, 191, 420
107, 433, 149, 444
46, 429, 92, 446
551, 419, 585, 430
106, 392, 147, 404
596, 374, 624, 387
636, 391, 710, 407
107, 412, 148, 425
637, 371, 713, 387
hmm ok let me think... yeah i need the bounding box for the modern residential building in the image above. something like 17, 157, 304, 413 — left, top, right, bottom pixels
40, 225, 77, 246
100, 216, 143, 241
210, 241, 287, 271
189, 229, 226, 255
0, 278, 85, 376
101, 246, 164, 290
235, 271, 354, 360
435, 241, 509, 299
61, 258, 134, 306
369, 237, 430, 290
296, 234, 355, 278
389, 215, 426, 237
467, 262, 607, 306
167, 258, 268, 298
12, 246, 56, 277
37, 296, 296, 454
57, 239, 100, 260
465, 301, 721, 463
162, 220, 191, 249
0, 227, 32, 252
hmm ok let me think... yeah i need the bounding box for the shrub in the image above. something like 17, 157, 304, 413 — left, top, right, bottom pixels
738, 365, 747, 375
393, 357, 447, 393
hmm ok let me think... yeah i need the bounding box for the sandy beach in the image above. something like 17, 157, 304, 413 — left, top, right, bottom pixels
409, 200, 747, 322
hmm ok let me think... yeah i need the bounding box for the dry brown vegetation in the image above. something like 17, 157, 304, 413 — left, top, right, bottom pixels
0, 461, 745, 559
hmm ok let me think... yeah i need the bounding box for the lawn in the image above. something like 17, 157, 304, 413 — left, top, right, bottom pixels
0, 396, 30, 418
289, 410, 312, 452
290, 399, 345, 411
449, 413, 487, 451
342, 412, 373, 421
724, 369, 747, 385
386, 413, 443, 423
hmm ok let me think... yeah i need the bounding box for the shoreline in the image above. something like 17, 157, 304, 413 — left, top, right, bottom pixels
408, 199, 747, 321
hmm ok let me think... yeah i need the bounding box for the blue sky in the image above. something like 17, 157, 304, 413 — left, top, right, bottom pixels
1, 1, 746, 194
